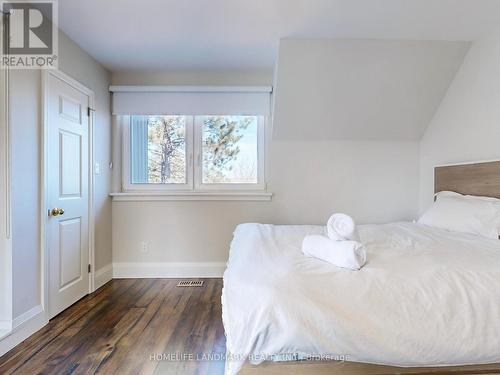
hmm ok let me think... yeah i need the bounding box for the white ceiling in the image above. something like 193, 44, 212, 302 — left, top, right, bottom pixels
59, 0, 500, 72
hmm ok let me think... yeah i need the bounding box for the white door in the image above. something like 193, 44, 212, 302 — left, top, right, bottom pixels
47, 73, 90, 318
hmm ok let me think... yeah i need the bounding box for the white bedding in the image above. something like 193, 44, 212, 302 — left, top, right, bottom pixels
222, 222, 500, 375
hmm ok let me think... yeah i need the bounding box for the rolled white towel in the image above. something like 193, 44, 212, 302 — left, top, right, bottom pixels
302, 235, 366, 270
326, 213, 356, 241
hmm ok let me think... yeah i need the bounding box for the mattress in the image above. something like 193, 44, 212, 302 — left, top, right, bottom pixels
221, 222, 500, 375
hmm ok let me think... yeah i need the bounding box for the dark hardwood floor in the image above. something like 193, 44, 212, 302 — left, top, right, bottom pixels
3, 279, 500, 375
0, 279, 226, 375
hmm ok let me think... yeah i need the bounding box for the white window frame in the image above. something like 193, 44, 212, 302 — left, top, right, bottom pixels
121, 115, 266, 193
122, 115, 194, 192
193, 116, 266, 191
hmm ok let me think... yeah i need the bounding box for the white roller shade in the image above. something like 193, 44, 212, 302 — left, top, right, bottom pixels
110, 86, 272, 116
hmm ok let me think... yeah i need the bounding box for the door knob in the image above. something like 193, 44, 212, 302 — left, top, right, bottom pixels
49, 208, 65, 217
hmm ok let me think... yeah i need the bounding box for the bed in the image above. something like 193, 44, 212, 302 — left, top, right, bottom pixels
222, 161, 500, 375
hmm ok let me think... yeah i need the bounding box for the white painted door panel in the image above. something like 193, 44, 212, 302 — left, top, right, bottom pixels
47, 74, 89, 318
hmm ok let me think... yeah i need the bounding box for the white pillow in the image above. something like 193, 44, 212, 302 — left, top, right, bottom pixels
435, 191, 500, 233
418, 193, 500, 239
436, 190, 500, 206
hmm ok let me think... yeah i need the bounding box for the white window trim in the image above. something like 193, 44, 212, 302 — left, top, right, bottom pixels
120, 115, 268, 197
110, 191, 272, 202
193, 116, 266, 191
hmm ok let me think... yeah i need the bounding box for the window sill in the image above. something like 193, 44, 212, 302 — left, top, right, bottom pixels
110, 191, 273, 202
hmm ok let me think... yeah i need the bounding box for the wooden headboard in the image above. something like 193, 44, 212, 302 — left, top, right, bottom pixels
435, 161, 500, 199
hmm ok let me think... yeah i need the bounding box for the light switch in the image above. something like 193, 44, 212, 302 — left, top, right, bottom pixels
94, 162, 100, 175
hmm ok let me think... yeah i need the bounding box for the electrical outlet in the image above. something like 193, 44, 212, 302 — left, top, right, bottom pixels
140, 241, 148, 253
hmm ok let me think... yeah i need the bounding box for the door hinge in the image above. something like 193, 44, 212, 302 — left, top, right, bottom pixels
87, 107, 95, 117
88, 264, 91, 273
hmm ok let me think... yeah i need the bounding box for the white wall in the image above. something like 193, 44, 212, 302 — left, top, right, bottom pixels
111, 70, 273, 86
113, 140, 419, 264
112, 51, 422, 268
273, 39, 469, 141
10, 69, 42, 317
9, 31, 111, 318
419, 32, 500, 212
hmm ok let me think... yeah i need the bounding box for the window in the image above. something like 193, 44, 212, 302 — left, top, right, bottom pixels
122, 114, 265, 192
113, 85, 271, 196
130, 115, 189, 185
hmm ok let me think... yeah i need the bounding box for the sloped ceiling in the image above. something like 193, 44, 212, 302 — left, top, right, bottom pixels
272, 39, 470, 141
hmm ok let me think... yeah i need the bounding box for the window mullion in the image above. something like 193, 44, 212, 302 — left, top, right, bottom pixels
189, 115, 196, 191
193, 116, 201, 192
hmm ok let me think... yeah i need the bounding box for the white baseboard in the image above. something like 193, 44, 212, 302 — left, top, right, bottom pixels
94, 263, 113, 290
12, 305, 43, 330
113, 262, 226, 278
0, 320, 12, 331
0, 305, 47, 356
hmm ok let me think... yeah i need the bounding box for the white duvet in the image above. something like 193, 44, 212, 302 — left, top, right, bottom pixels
222, 222, 500, 375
